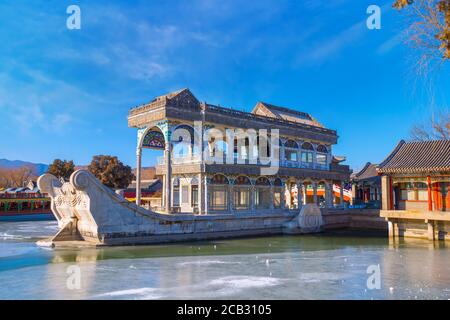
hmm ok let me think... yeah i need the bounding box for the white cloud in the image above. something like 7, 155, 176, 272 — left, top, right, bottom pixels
376, 32, 404, 55
297, 20, 366, 65
51, 113, 73, 132
0, 64, 101, 135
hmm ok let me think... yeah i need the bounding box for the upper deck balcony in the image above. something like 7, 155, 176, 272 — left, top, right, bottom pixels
156, 153, 351, 181
157, 154, 330, 169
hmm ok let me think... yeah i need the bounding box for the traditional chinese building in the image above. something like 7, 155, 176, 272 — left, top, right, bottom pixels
351, 162, 381, 208
128, 89, 351, 215
379, 140, 450, 241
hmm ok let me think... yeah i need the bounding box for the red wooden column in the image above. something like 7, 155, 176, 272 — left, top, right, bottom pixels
389, 176, 394, 210
427, 176, 433, 211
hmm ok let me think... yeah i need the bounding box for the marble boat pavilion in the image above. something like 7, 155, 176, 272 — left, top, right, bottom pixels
128, 89, 351, 215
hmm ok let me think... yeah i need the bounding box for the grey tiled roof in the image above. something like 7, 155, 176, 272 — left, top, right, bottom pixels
253, 101, 324, 128
353, 162, 379, 181
378, 140, 450, 174
128, 179, 161, 191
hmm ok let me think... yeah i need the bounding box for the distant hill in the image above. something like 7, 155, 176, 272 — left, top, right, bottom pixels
0, 159, 49, 176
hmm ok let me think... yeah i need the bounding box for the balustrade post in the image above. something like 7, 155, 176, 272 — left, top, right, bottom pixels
135, 147, 142, 206
313, 181, 318, 205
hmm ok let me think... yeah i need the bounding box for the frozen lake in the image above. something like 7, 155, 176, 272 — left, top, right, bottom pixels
0, 221, 449, 300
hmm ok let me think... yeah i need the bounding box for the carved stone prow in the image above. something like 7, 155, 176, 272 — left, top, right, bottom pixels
37, 171, 98, 244
37, 173, 64, 223
37, 170, 155, 246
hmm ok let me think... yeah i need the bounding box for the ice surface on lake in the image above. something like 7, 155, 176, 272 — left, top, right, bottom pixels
0, 221, 450, 300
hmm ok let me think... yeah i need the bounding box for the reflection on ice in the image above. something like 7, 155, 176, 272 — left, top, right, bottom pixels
0, 221, 450, 299
95, 275, 283, 300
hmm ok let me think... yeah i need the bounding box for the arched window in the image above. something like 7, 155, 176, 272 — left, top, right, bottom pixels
256, 135, 274, 158
209, 174, 229, 211
234, 176, 252, 185
191, 178, 199, 208
316, 144, 328, 166
303, 181, 314, 204
302, 142, 314, 150
255, 177, 271, 185
317, 145, 327, 153
211, 174, 229, 185
284, 140, 299, 162
255, 177, 271, 209
317, 182, 326, 208
172, 125, 196, 158
284, 140, 299, 149
273, 178, 283, 208
173, 178, 180, 207
285, 179, 300, 209
234, 137, 250, 161
301, 142, 314, 165
273, 178, 283, 187
205, 128, 225, 162
233, 176, 251, 210
142, 129, 165, 149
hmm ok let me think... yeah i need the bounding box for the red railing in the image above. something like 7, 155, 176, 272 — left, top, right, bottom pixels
0, 193, 49, 199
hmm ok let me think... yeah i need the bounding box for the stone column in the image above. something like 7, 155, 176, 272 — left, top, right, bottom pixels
280, 181, 286, 209
387, 219, 396, 238
340, 181, 345, 207
198, 173, 203, 214
228, 184, 234, 213
280, 145, 285, 167
135, 147, 142, 206
325, 182, 333, 208
387, 218, 401, 239
164, 142, 172, 214
351, 183, 357, 205
313, 181, 318, 205
203, 175, 208, 215
427, 220, 435, 241
297, 180, 303, 208
250, 186, 255, 211
313, 148, 317, 170
302, 183, 307, 205
284, 183, 290, 209
199, 122, 206, 215
269, 186, 274, 210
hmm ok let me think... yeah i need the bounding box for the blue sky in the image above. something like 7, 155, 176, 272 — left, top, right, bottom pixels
0, 0, 449, 172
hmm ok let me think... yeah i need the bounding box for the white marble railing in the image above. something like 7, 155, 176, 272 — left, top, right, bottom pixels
157, 155, 330, 170
157, 155, 202, 165
280, 161, 328, 171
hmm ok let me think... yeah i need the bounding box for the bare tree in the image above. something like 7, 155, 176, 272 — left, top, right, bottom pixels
0, 169, 10, 189
410, 110, 450, 140
393, 0, 450, 74
0, 167, 35, 188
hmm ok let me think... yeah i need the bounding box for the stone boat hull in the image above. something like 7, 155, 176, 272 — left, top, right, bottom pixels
37, 170, 323, 247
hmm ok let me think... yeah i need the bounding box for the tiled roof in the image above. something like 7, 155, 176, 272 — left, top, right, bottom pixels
352, 162, 379, 181
378, 140, 450, 174
128, 179, 161, 191
132, 167, 156, 180
332, 156, 346, 164
252, 102, 323, 127
129, 88, 198, 116
129, 88, 336, 135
